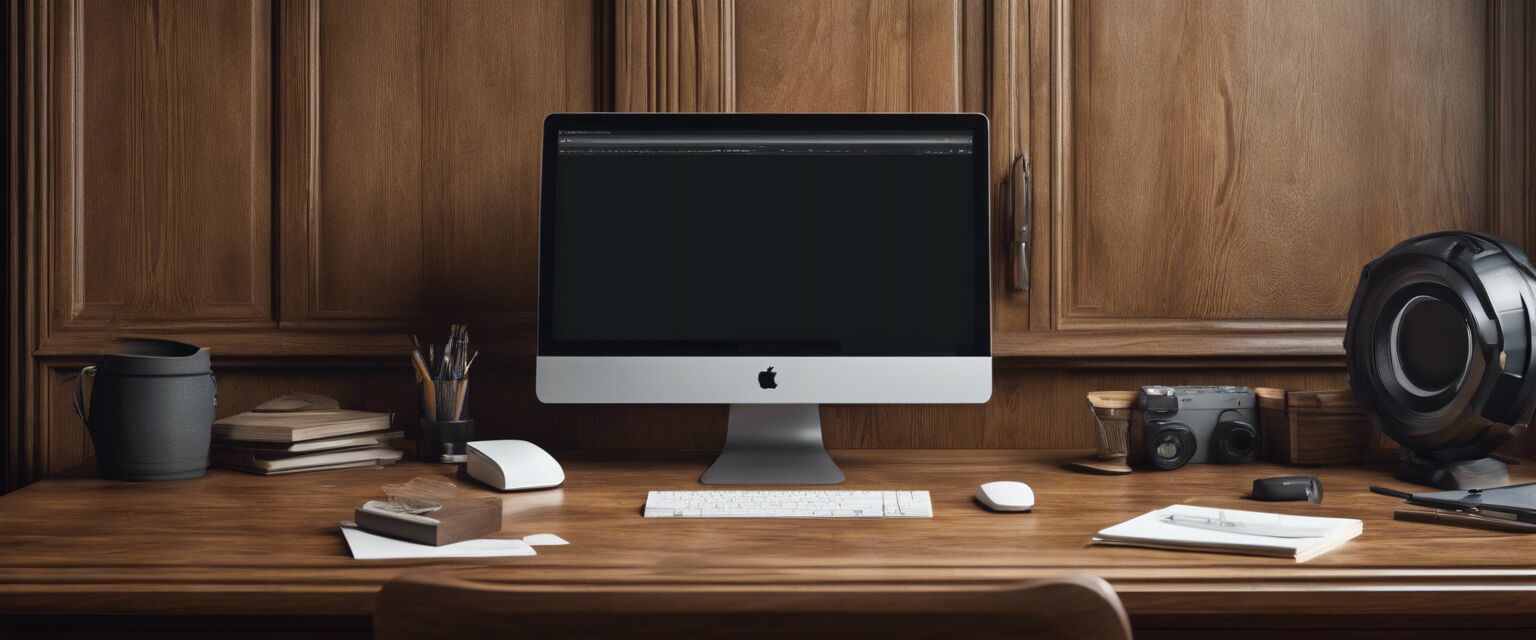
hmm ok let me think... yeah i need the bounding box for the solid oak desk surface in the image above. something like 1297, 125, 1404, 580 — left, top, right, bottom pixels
3, 450, 1536, 632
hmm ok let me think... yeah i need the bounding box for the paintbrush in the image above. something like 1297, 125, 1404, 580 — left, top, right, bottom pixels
454, 379, 470, 420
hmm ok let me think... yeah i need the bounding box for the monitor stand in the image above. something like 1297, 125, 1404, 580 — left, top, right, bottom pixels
700, 404, 845, 485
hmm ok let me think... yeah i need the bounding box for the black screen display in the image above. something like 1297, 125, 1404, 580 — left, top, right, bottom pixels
539, 115, 989, 356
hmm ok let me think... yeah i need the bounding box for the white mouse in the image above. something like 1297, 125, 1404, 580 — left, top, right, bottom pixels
976, 481, 1035, 512
466, 440, 565, 491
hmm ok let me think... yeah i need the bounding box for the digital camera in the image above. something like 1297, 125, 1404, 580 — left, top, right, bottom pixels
1138, 386, 1259, 470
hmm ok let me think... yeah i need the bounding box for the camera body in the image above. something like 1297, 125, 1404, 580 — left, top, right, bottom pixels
1138, 385, 1259, 470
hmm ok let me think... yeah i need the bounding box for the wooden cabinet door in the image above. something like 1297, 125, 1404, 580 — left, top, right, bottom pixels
45, 0, 275, 336
1010, 0, 1533, 358
278, 0, 605, 348
34, 0, 609, 358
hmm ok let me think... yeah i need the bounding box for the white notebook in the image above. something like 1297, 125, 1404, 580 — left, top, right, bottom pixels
1092, 505, 1362, 563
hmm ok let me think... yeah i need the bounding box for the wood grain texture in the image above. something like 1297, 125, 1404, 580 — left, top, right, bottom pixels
1490, 0, 1532, 252
7, 0, 29, 493
995, 326, 1347, 357
992, 0, 1033, 333
734, 0, 964, 112
1052, 0, 1498, 327
377, 572, 1130, 640
55, 0, 272, 326
311, 0, 423, 317
13, 0, 57, 495
2, 451, 1536, 632
1265, 387, 1387, 465
0, 617, 368, 640
297, 0, 599, 326
614, 0, 734, 111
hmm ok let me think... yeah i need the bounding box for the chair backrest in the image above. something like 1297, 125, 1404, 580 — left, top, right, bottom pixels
374, 569, 1131, 640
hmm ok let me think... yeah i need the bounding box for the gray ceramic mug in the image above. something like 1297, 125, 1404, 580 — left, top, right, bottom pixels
74, 339, 217, 481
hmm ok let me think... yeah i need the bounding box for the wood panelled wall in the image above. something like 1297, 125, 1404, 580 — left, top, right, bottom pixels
7, 0, 1535, 490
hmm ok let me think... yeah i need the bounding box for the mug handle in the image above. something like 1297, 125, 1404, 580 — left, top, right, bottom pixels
73, 365, 97, 423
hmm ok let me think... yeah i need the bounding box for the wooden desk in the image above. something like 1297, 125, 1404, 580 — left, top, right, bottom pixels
2, 450, 1535, 637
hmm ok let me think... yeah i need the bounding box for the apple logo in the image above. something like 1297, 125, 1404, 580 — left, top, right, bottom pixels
758, 366, 778, 389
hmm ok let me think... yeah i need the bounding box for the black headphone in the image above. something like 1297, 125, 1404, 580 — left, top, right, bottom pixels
1345, 231, 1536, 461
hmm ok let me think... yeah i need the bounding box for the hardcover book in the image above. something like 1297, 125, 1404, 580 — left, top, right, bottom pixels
212, 410, 393, 443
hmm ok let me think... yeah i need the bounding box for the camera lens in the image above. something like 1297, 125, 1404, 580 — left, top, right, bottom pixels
1390, 295, 1471, 396
1145, 422, 1196, 470
1212, 420, 1258, 464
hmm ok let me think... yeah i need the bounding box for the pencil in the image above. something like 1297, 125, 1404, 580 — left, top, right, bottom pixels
1394, 509, 1536, 533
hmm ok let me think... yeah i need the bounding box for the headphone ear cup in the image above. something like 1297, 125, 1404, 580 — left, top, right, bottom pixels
1211, 420, 1258, 464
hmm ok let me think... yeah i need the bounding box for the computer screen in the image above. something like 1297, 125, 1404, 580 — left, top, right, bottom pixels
539, 114, 990, 358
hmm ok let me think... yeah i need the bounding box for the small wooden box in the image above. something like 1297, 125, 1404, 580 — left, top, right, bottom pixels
1257, 387, 1397, 465
354, 496, 503, 546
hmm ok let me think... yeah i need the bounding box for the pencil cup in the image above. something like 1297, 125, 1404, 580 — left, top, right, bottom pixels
419, 418, 474, 464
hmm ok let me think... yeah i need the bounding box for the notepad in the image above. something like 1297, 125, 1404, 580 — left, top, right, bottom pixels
1092, 505, 1362, 562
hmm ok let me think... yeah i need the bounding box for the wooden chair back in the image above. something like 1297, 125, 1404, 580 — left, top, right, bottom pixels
375, 569, 1131, 640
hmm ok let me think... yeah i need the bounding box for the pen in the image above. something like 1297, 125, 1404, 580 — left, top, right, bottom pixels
1394, 509, 1536, 533
1161, 512, 1334, 538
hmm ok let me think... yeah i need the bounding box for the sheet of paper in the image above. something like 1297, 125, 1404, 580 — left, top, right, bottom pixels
521, 533, 568, 546
341, 526, 536, 560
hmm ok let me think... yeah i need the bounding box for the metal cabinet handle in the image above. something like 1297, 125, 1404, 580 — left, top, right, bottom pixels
1013, 156, 1032, 292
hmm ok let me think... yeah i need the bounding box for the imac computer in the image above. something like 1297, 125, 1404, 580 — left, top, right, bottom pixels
537, 113, 992, 484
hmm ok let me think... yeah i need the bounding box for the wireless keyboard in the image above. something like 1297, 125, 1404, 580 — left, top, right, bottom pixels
644, 490, 933, 518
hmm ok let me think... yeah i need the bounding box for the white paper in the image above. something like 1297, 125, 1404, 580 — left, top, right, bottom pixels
342, 526, 536, 560
521, 533, 569, 546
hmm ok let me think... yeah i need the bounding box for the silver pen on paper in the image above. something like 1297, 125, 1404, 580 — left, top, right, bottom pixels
1161, 511, 1333, 538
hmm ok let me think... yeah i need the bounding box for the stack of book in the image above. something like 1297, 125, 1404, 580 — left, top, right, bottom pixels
212, 408, 402, 475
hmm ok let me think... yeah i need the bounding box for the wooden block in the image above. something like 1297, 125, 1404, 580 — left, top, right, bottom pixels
354, 496, 503, 546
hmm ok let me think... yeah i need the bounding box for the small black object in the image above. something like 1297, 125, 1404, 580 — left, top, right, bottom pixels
1251, 476, 1324, 503
1395, 456, 1512, 490
420, 418, 475, 464
1146, 422, 1197, 470
1211, 420, 1259, 464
